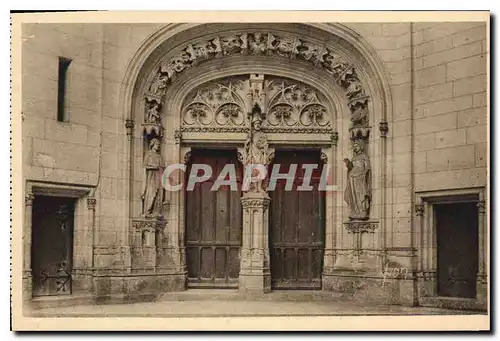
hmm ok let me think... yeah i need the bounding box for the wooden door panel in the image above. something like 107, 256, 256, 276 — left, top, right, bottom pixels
269, 150, 325, 290
185, 149, 242, 288
31, 196, 75, 297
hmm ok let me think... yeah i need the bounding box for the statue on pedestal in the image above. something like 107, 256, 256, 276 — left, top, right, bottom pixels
241, 111, 271, 193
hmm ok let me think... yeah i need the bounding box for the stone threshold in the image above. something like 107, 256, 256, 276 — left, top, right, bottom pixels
419, 296, 486, 311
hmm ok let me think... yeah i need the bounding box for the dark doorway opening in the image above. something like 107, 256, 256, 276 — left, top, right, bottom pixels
31, 195, 76, 297
436, 202, 479, 298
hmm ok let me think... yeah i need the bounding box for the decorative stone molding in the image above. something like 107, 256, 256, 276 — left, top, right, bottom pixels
379, 121, 389, 138
415, 204, 425, 216
343, 220, 379, 234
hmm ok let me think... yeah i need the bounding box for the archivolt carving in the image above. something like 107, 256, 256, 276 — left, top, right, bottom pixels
143, 31, 370, 136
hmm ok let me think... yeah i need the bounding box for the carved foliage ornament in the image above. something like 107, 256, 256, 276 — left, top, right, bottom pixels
143, 31, 370, 133
182, 79, 247, 130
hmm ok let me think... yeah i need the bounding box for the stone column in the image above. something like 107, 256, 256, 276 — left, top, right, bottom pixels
321, 143, 336, 277
476, 198, 487, 307
239, 191, 271, 294
23, 192, 35, 299
414, 203, 427, 299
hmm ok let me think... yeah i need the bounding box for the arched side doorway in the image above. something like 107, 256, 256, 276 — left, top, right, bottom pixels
123, 23, 392, 295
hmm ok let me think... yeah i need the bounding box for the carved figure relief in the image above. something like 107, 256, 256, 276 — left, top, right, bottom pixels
343, 140, 371, 220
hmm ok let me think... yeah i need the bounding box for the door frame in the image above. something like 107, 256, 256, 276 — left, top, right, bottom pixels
24, 181, 96, 300
415, 187, 487, 309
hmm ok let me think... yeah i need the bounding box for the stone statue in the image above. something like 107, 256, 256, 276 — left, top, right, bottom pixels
242, 111, 269, 192
344, 140, 371, 220
141, 138, 165, 217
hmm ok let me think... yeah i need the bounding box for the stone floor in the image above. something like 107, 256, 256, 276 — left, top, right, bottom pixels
25, 290, 483, 317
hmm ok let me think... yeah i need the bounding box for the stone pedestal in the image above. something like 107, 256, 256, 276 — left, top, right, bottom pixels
239, 192, 271, 294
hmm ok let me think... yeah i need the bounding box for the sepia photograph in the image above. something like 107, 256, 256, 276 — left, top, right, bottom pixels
10, 11, 490, 331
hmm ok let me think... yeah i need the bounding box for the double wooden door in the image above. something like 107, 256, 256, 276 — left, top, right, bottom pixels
269, 150, 326, 289
31, 196, 75, 296
185, 149, 242, 288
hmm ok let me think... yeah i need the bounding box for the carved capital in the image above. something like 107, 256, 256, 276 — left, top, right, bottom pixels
477, 200, 486, 214
379, 121, 389, 138
241, 194, 271, 209
343, 220, 378, 234
25, 193, 35, 207
331, 132, 339, 147
125, 119, 135, 136
415, 204, 425, 216
87, 197, 97, 211
132, 217, 167, 231
174, 130, 182, 144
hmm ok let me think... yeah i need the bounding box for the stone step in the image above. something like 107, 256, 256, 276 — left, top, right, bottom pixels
158, 289, 350, 302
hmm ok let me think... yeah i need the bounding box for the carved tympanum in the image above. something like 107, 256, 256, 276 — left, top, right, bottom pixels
180, 75, 333, 135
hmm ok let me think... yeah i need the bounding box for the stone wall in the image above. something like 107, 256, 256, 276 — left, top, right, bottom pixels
412, 22, 487, 191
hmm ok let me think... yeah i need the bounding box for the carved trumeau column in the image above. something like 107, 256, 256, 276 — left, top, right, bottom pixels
239, 193, 272, 294
238, 80, 273, 294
